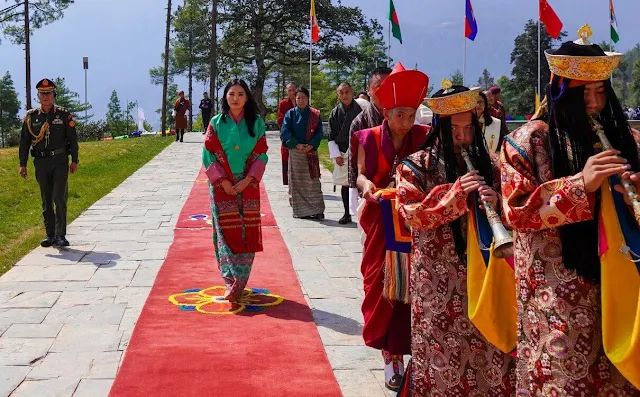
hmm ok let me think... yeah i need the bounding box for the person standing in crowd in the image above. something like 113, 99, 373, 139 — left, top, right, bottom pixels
489, 85, 506, 122
351, 63, 430, 391
18, 78, 79, 248
358, 91, 370, 102
501, 27, 640, 395
199, 92, 213, 134
174, 90, 191, 142
281, 87, 325, 220
396, 81, 515, 396
348, 67, 392, 191
277, 83, 297, 185
476, 91, 508, 153
328, 82, 362, 224
202, 79, 268, 302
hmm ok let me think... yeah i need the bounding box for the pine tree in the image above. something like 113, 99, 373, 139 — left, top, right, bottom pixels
52, 77, 93, 125
106, 90, 124, 136
0, 72, 21, 147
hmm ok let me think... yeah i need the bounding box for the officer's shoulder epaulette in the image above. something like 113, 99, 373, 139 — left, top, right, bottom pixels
25, 108, 38, 116
55, 106, 68, 113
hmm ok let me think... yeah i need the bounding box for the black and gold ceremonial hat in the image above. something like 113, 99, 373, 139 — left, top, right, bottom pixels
425, 79, 479, 116
545, 24, 622, 83
36, 78, 56, 93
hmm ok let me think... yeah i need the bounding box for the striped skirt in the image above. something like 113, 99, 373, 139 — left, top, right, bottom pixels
288, 148, 325, 218
209, 177, 255, 302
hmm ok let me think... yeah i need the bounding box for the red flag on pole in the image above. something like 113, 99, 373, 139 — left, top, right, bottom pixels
310, 0, 320, 43
539, 0, 563, 39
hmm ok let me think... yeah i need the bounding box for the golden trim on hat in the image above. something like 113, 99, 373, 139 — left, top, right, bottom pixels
425, 79, 479, 116
545, 24, 622, 82
36, 78, 56, 92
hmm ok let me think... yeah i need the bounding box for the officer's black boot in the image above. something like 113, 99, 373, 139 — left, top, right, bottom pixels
53, 236, 70, 248
40, 236, 55, 247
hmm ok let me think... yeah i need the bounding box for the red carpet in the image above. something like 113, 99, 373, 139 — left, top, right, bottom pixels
109, 169, 340, 397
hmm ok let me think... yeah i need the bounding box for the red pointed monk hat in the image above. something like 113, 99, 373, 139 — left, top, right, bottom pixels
376, 62, 429, 111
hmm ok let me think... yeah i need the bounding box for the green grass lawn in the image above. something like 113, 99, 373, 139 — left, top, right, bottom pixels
317, 139, 334, 173
0, 135, 174, 276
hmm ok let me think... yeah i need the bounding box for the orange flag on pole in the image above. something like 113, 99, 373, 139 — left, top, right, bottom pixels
310, 0, 320, 43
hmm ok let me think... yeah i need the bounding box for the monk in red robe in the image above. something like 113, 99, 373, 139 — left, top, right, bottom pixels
277, 83, 296, 185
350, 63, 430, 391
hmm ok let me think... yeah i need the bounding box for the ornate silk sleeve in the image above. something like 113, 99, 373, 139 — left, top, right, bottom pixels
500, 126, 595, 232
395, 162, 469, 231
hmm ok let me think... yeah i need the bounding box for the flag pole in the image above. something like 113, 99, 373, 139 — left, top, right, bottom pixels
309, 41, 313, 105
463, 37, 467, 86
388, 19, 391, 61
537, 11, 541, 106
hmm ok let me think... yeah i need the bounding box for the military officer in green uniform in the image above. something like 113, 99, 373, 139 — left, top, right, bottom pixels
18, 78, 79, 248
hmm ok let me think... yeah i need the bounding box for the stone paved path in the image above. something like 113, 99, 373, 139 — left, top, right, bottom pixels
0, 132, 395, 397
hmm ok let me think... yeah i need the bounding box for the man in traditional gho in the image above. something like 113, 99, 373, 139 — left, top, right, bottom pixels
277, 83, 296, 185
348, 67, 391, 191
501, 25, 640, 395
395, 80, 516, 396
350, 62, 430, 391
328, 82, 362, 224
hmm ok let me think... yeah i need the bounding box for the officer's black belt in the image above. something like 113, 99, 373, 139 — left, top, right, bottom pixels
31, 148, 67, 158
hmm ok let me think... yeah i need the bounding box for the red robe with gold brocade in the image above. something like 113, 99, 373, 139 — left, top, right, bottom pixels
500, 120, 640, 396
396, 149, 516, 396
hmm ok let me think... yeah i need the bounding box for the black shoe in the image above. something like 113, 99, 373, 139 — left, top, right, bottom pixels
315, 213, 325, 220
40, 236, 55, 247
53, 236, 70, 248
338, 214, 352, 225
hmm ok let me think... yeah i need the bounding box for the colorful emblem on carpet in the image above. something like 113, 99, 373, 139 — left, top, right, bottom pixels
188, 214, 213, 225
195, 178, 208, 184
168, 286, 284, 315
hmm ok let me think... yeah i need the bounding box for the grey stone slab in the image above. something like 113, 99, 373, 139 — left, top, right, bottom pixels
43, 303, 125, 326
49, 324, 122, 353
85, 269, 135, 288
0, 291, 61, 309
334, 369, 387, 397
0, 338, 54, 366
73, 379, 114, 397
296, 271, 360, 299
324, 345, 382, 370
320, 260, 363, 279
129, 264, 161, 287
13, 251, 86, 267
114, 287, 151, 309
295, 245, 347, 257
98, 260, 140, 270
54, 289, 116, 308
311, 298, 364, 324
124, 249, 167, 261
11, 378, 80, 397
0, 308, 49, 327
0, 366, 31, 397
80, 251, 122, 265
0, 282, 88, 292
117, 307, 141, 332
93, 242, 147, 252
0, 265, 96, 283
3, 324, 63, 339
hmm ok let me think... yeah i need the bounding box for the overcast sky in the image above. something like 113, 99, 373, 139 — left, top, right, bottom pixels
0, 0, 637, 128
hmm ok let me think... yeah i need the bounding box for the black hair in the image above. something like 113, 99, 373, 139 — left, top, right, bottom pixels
478, 91, 493, 126
295, 86, 310, 99
338, 82, 352, 89
220, 79, 259, 137
419, 86, 494, 259
548, 76, 638, 282
368, 67, 392, 86
358, 91, 370, 99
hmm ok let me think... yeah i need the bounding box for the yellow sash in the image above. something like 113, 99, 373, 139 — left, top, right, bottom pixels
467, 207, 518, 354
600, 179, 640, 389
